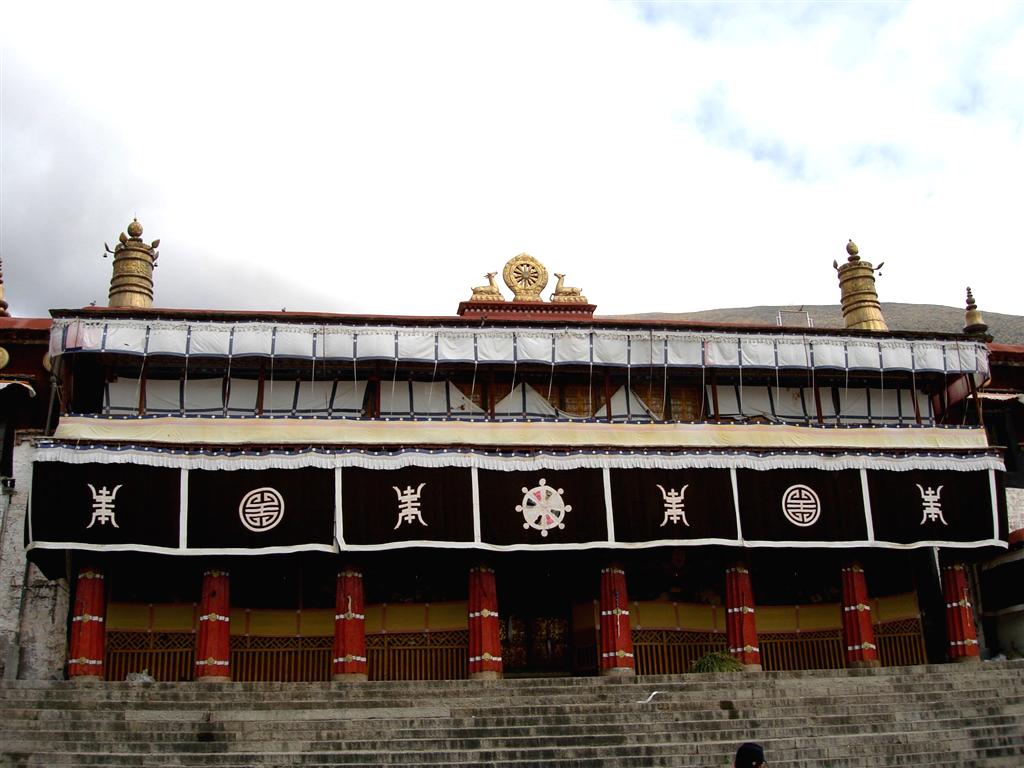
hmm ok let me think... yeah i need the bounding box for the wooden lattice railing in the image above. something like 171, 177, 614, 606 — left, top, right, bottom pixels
104, 619, 923, 681
366, 630, 469, 681
632, 618, 927, 675
632, 630, 727, 676
876, 618, 928, 667
231, 636, 333, 682
105, 631, 195, 682
759, 629, 846, 671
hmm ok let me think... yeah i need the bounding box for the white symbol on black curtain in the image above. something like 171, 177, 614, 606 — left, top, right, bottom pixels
916, 484, 947, 525
781, 484, 821, 527
393, 483, 428, 529
517, 478, 571, 537
86, 484, 122, 528
656, 485, 690, 527
238, 487, 285, 533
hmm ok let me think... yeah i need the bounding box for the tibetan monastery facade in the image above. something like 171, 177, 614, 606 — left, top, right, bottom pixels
24, 230, 1009, 681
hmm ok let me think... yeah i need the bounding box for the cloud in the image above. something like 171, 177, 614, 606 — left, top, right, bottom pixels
1, 1, 1022, 321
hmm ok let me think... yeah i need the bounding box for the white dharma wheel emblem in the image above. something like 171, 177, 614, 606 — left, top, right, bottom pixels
517, 478, 571, 537
239, 487, 285, 533
781, 484, 821, 527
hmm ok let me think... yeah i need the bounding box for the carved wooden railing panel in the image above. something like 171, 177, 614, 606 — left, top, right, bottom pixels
230, 636, 332, 682
366, 630, 469, 681
759, 629, 846, 671
105, 631, 195, 682
876, 618, 928, 667
632, 630, 727, 676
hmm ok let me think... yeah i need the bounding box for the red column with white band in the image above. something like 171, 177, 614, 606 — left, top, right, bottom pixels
725, 562, 761, 670
598, 565, 635, 675
840, 561, 880, 668
332, 567, 368, 681
68, 566, 106, 681
195, 569, 231, 681
942, 563, 981, 662
468, 565, 502, 679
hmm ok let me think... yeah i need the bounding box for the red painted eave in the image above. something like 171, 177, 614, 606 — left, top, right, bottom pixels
0, 317, 52, 331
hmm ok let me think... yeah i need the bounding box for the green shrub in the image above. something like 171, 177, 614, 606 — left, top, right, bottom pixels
690, 650, 744, 673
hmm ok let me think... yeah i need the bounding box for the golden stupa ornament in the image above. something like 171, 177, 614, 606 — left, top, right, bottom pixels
833, 239, 888, 331
104, 218, 161, 308
963, 287, 988, 335
503, 253, 548, 302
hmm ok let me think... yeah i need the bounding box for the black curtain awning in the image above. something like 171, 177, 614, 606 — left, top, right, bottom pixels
27, 461, 1007, 561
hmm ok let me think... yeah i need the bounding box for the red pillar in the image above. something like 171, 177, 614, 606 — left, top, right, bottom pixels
840, 561, 880, 668
195, 569, 231, 681
599, 565, 635, 676
942, 563, 981, 663
68, 566, 106, 681
468, 565, 502, 679
725, 562, 761, 670
332, 567, 367, 681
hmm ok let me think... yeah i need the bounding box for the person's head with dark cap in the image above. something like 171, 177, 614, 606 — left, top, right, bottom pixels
734, 742, 766, 767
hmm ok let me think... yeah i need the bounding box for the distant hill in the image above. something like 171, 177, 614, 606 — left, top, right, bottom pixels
609, 303, 1024, 344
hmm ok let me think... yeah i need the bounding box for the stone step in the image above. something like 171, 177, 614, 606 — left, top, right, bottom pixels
2, 664, 1021, 768
7, 716, 1021, 749
8, 733, 1023, 768
3, 677, 1020, 709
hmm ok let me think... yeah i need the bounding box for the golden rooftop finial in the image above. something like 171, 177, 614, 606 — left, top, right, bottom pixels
963, 287, 988, 335
104, 217, 161, 308
834, 239, 888, 331
0, 258, 9, 318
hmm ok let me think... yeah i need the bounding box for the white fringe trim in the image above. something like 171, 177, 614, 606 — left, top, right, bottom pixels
31, 443, 1005, 473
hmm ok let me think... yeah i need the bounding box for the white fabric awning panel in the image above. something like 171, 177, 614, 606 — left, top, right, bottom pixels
380, 381, 485, 419
51, 318, 990, 375
809, 339, 845, 369
709, 384, 933, 426
183, 378, 225, 414
494, 383, 558, 420
107, 377, 368, 417
603, 385, 657, 422
145, 378, 183, 415
227, 379, 259, 415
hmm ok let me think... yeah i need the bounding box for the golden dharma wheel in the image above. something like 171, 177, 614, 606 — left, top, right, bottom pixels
502, 253, 548, 301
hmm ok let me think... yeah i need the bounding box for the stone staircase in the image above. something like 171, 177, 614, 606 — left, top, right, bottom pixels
1, 662, 1023, 767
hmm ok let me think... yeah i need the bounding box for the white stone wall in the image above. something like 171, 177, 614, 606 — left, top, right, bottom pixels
0, 435, 69, 680
1007, 487, 1024, 536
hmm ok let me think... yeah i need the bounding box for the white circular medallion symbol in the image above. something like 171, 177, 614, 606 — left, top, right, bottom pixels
781, 484, 821, 527
239, 487, 285, 533
516, 478, 571, 538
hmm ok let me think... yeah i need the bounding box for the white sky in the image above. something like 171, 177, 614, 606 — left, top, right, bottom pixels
1, 1, 1022, 319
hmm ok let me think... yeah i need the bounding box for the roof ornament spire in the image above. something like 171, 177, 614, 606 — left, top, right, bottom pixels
0, 257, 10, 317
103, 218, 161, 308
963, 287, 989, 336
833, 239, 888, 331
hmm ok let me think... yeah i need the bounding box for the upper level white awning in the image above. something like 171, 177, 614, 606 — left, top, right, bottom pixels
50, 317, 990, 376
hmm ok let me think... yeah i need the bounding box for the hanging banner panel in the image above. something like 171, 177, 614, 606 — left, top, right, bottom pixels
735, 469, 869, 544
30, 462, 180, 549
26, 460, 1006, 557
608, 469, 738, 543
867, 469, 998, 546
187, 468, 335, 551
477, 469, 608, 546
339, 467, 474, 545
